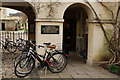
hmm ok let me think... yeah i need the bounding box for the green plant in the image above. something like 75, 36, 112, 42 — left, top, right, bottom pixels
18, 24, 21, 29
18, 28, 26, 31
108, 64, 119, 73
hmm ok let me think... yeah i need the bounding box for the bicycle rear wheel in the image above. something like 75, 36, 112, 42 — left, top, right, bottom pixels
14, 56, 35, 78
7, 41, 17, 53
18, 43, 25, 51
2, 45, 5, 52
48, 53, 67, 73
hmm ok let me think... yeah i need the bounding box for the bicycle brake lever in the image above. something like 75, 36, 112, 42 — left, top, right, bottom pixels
38, 45, 44, 48
38, 45, 41, 48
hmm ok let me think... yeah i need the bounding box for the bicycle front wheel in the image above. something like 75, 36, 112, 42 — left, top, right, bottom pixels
48, 53, 67, 73
14, 51, 28, 67
14, 56, 35, 78
7, 41, 17, 53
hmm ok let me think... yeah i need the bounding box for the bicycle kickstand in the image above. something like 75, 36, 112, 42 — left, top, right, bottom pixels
40, 66, 47, 76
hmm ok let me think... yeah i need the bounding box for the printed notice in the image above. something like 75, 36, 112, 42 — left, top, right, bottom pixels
41, 25, 59, 34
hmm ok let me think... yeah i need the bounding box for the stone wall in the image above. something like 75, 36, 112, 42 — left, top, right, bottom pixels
1, 20, 16, 31
2, 0, 119, 65
31, 1, 119, 65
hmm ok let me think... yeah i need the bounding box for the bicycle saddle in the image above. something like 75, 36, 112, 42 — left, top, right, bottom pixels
43, 43, 51, 45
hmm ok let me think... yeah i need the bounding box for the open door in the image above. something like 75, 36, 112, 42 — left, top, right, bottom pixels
76, 11, 88, 58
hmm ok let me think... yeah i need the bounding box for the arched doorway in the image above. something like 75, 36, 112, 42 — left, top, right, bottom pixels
1, 1, 36, 42
63, 3, 89, 59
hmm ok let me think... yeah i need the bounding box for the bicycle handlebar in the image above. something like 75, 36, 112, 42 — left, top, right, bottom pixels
29, 41, 44, 49
38, 45, 44, 48
28, 40, 56, 50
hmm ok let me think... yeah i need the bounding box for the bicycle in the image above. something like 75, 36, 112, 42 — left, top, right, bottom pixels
14, 40, 34, 67
14, 41, 67, 78
0, 36, 17, 53
15, 38, 27, 51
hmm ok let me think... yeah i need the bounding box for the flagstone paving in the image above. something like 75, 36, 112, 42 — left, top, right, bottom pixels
37, 52, 119, 78
1, 49, 119, 79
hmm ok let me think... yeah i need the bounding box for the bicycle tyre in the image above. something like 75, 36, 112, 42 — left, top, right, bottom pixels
48, 53, 67, 73
7, 41, 17, 53
14, 56, 35, 78
14, 51, 28, 67
2, 45, 5, 52
18, 43, 25, 51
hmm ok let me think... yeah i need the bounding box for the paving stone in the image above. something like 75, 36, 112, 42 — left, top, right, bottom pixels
58, 73, 72, 78
71, 74, 91, 78
39, 72, 60, 78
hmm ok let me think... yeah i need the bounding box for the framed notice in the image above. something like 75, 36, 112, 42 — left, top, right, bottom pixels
41, 25, 59, 34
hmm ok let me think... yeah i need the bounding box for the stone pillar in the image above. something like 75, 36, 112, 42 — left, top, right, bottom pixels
0, 23, 1, 31
35, 19, 64, 54
87, 20, 113, 66
28, 22, 35, 41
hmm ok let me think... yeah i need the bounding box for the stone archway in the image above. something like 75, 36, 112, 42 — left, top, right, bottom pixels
1, 1, 36, 41
63, 3, 94, 62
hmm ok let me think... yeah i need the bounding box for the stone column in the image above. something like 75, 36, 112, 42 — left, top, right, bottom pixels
28, 22, 35, 41
87, 20, 113, 66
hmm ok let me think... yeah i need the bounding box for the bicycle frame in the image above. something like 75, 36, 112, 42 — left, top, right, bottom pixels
27, 46, 54, 67
15, 38, 25, 46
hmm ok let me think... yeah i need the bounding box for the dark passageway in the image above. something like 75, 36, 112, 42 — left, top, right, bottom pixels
63, 3, 88, 59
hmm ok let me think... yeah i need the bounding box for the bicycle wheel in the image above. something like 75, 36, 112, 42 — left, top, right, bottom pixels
18, 43, 25, 51
15, 56, 35, 78
7, 41, 17, 53
48, 53, 67, 73
14, 51, 28, 67
2, 45, 5, 52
